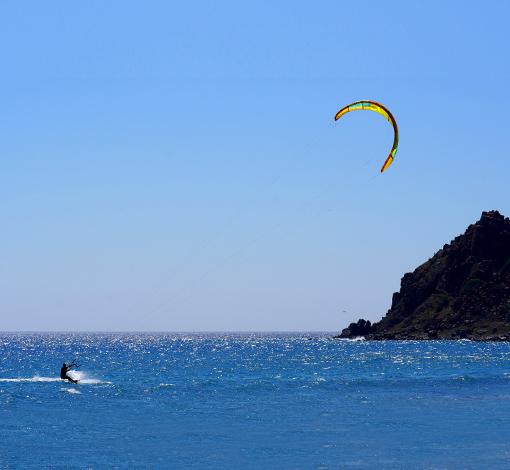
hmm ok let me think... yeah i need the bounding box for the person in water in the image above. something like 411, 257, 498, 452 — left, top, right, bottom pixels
60, 363, 78, 383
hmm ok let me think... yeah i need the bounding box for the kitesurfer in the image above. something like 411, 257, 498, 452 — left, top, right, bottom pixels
60, 363, 78, 383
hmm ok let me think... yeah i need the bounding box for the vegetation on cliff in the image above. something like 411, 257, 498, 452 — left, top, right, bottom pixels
339, 210, 510, 340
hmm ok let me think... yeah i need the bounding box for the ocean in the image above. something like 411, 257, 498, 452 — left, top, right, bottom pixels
1, 333, 510, 469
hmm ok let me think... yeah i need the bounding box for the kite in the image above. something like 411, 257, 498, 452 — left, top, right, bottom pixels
335, 101, 398, 173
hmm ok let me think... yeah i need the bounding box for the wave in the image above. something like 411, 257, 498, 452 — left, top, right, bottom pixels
0, 376, 61, 383
335, 336, 366, 342
0, 376, 107, 384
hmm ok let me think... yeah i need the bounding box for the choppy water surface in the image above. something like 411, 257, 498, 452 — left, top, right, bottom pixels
1, 333, 510, 469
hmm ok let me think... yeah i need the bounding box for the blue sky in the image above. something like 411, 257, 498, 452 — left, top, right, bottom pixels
1, 1, 509, 332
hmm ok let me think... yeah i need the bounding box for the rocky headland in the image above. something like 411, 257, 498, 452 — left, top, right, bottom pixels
338, 210, 510, 341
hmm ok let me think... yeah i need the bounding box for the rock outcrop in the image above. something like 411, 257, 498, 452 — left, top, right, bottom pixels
338, 211, 510, 341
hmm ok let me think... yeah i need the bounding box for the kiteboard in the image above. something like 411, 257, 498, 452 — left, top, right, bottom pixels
62, 378, 79, 384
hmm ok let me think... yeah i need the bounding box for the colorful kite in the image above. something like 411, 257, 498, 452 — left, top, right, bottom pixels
335, 101, 398, 172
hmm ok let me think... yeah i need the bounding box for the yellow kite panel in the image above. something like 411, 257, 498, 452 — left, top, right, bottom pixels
335, 101, 398, 173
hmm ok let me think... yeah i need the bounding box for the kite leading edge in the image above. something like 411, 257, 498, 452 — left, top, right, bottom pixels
334, 101, 398, 173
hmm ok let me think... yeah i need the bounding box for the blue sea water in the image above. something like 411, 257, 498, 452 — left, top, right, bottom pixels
1, 333, 510, 469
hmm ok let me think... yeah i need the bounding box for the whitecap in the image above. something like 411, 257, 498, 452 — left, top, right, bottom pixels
0, 377, 61, 383
79, 378, 106, 384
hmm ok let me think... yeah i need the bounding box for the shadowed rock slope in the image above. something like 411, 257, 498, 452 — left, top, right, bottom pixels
339, 210, 510, 340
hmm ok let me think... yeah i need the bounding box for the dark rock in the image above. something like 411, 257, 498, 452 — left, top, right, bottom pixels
340, 211, 510, 341
334, 318, 375, 338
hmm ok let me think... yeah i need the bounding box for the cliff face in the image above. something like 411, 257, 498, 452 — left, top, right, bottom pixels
340, 210, 510, 340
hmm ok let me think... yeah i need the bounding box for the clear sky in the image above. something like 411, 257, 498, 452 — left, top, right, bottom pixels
1, 1, 509, 332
